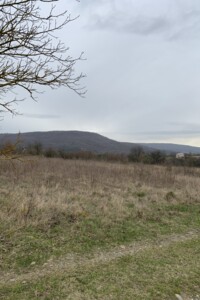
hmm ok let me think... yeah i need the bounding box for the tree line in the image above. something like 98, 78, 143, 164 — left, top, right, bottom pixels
1, 141, 200, 167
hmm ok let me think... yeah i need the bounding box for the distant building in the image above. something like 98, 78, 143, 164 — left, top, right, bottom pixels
176, 153, 185, 159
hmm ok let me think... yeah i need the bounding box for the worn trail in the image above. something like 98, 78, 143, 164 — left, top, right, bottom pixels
0, 230, 199, 286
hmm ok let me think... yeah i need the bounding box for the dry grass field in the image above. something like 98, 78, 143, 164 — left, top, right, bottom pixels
0, 157, 200, 299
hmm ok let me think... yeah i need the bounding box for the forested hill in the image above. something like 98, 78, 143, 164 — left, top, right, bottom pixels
0, 131, 142, 154
1, 131, 200, 154
140, 143, 200, 155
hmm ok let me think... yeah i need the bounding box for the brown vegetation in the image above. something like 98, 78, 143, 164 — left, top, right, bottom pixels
1, 157, 200, 229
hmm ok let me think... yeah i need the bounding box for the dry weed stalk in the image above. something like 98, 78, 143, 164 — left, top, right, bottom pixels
0, 158, 200, 228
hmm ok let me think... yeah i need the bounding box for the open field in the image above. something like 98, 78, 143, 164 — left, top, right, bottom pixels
0, 157, 200, 299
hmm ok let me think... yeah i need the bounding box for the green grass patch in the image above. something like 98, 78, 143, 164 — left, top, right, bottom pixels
1, 238, 200, 300
1, 202, 200, 274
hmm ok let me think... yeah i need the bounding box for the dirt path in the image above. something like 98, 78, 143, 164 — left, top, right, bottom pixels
0, 230, 199, 286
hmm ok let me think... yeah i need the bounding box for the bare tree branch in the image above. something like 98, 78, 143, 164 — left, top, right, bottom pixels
0, 0, 85, 115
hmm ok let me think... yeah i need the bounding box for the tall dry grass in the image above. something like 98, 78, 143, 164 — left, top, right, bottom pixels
0, 157, 200, 229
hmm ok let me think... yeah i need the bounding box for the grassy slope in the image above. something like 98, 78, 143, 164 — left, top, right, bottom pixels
0, 158, 200, 299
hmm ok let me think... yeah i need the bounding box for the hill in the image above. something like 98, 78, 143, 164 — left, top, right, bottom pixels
0, 131, 200, 154
141, 143, 200, 155
0, 131, 141, 154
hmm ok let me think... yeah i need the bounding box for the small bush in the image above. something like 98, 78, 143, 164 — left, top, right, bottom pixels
128, 146, 144, 163
165, 191, 176, 201
44, 148, 58, 158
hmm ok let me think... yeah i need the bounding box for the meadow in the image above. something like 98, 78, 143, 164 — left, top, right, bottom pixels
0, 157, 199, 299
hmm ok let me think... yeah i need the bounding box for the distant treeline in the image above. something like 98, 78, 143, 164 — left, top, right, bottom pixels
1, 141, 200, 167
127, 146, 200, 167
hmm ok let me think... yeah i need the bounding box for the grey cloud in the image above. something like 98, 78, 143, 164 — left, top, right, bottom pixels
133, 130, 200, 137
123, 16, 169, 35
23, 113, 60, 119
84, 0, 200, 39
168, 8, 200, 40
169, 121, 200, 128
102, 129, 200, 136
90, 12, 170, 35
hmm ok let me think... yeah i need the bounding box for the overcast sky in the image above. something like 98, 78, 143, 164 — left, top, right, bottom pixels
2, 0, 200, 146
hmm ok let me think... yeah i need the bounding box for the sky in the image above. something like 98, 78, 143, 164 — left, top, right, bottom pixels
2, 0, 200, 146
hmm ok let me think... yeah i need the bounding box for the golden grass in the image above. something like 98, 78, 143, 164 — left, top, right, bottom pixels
0, 157, 200, 229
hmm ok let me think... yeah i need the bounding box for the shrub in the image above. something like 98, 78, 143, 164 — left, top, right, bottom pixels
128, 146, 144, 163
149, 150, 166, 165
44, 148, 58, 158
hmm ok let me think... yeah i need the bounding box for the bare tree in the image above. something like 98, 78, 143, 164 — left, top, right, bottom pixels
128, 146, 144, 163
0, 0, 85, 116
